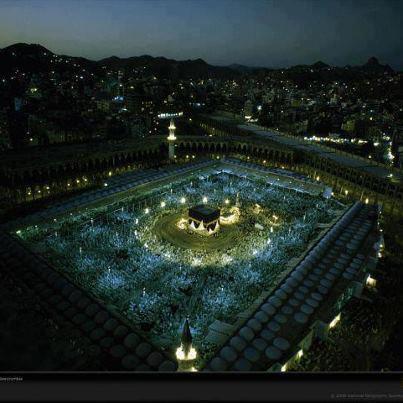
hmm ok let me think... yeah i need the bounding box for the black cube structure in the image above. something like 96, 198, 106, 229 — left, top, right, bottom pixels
188, 205, 220, 234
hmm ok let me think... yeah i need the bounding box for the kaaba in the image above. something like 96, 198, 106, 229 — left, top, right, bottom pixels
188, 205, 220, 234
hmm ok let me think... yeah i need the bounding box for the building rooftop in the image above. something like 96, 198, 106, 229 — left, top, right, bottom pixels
204, 202, 379, 371
236, 123, 403, 184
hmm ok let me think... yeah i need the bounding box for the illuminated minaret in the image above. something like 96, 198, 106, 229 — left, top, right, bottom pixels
167, 118, 176, 160
176, 318, 197, 371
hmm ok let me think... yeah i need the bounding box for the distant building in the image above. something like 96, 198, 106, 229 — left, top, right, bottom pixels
14, 97, 24, 112
7, 110, 29, 149
0, 110, 11, 150
243, 99, 254, 120
125, 91, 142, 114
342, 119, 355, 133
96, 99, 111, 112
392, 123, 403, 168
129, 117, 146, 138
26, 75, 42, 99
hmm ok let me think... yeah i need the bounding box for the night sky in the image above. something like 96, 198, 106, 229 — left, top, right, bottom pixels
0, 0, 402, 69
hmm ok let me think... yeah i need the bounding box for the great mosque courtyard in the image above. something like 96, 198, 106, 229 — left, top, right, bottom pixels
0, 116, 383, 372
15, 162, 346, 364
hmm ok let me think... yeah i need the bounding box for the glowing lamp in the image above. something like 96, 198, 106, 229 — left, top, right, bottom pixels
366, 275, 377, 287
329, 313, 341, 329
176, 319, 197, 371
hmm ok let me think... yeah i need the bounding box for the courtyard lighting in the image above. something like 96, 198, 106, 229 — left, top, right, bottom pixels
21, 168, 345, 366
329, 313, 341, 329
366, 275, 377, 287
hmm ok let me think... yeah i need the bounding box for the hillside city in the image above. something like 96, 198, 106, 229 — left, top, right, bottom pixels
0, 43, 402, 166
0, 42, 402, 376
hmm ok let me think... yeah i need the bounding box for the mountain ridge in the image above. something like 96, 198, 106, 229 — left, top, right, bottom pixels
0, 43, 396, 78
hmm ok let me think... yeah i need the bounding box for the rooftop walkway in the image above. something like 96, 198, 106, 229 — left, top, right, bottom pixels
2, 159, 214, 232
237, 123, 403, 184
0, 230, 178, 371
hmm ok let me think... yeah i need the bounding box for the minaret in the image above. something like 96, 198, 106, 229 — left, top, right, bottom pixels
181, 318, 193, 357
167, 118, 176, 160
176, 318, 197, 371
